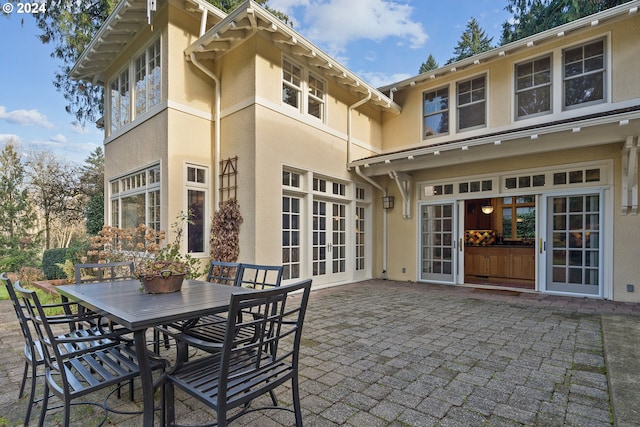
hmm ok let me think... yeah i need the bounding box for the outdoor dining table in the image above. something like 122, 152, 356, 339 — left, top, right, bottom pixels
56, 278, 253, 427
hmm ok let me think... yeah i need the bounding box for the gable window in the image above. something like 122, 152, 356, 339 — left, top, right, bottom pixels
135, 38, 161, 117
563, 39, 605, 108
516, 55, 551, 119
423, 87, 449, 137
282, 57, 326, 121
110, 68, 130, 133
186, 165, 208, 254
457, 75, 486, 130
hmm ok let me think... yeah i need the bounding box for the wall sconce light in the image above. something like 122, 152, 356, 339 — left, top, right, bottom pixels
481, 204, 494, 214
382, 196, 395, 210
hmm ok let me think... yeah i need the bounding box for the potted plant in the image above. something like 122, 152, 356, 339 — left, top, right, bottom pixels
86, 212, 203, 294
135, 212, 202, 293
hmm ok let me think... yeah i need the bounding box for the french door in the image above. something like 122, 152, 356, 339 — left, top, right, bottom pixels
545, 193, 602, 296
419, 203, 457, 283
312, 199, 347, 284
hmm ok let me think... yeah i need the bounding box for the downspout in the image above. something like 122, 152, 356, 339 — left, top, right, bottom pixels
355, 166, 388, 279
190, 52, 221, 211
347, 90, 371, 164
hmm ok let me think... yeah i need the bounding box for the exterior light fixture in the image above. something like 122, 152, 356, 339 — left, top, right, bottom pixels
382, 196, 395, 209
481, 204, 494, 214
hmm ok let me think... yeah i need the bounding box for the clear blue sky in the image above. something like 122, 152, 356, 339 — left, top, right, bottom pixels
0, 1, 511, 164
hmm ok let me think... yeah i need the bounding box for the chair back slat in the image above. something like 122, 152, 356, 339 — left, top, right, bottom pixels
236, 263, 283, 289
206, 261, 241, 285
74, 261, 135, 284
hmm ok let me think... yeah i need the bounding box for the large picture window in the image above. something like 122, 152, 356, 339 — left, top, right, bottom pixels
423, 87, 449, 137
457, 76, 486, 130
563, 39, 605, 108
110, 165, 161, 230
516, 55, 551, 118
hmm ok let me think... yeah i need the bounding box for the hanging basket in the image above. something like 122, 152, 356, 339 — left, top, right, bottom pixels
140, 273, 185, 294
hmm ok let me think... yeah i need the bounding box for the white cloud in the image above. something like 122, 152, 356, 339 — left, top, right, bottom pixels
357, 70, 412, 88
270, 0, 428, 56
50, 134, 68, 144
0, 106, 54, 129
0, 134, 23, 145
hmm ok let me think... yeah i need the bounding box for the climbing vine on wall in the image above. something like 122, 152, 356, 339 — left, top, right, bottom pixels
210, 199, 243, 262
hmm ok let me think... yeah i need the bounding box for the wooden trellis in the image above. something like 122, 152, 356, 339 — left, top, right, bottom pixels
219, 156, 238, 203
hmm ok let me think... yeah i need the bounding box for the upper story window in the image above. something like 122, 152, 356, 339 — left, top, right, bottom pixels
515, 55, 551, 119
282, 57, 326, 122
423, 87, 449, 138
563, 39, 605, 108
457, 75, 486, 130
110, 69, 130, 133
134, 39, 161, 117
109, 37, 162, 135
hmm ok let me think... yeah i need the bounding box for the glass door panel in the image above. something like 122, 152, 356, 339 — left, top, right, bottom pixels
546, 194, 600, 295
420, 203, 456, 283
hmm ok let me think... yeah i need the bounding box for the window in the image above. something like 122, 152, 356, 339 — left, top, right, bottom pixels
109, 38, 161, 134
186, 165, 208, 254
355, 206, 365, 271
282, 196, 301, 280
110, 165, 160, 230
423, 87, 449, 137
564, 39, 605, 108
501, 196, 535, 240
282, 59, 302, 109
457, 76, 486, 130
308, 74, 325, 120
282, 170, 301, 188
282, 57, 326, 121
110, 69, 130, 133
515, 55, 551, 118
134, 38, 161, 117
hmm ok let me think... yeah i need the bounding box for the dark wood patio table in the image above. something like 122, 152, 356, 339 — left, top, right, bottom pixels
57, 279, 252, 427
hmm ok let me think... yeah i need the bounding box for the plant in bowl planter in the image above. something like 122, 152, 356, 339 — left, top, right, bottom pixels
87, 212, 203, 294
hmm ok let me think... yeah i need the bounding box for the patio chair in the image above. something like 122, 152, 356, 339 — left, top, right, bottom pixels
13, 280, 166, 427
74, 261, 135, 283
206, 260, 241, 285
165, 263, 285, 349
164, 279, 312, 427
1, 273, 118, 427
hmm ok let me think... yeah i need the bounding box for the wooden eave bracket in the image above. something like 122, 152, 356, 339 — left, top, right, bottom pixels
621, 135, 639, 215
390, 171, 412, 219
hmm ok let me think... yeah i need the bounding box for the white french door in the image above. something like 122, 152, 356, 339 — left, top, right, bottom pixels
419, 203, 457, 284
312, 199, 348, 284
544, 192, 602, 296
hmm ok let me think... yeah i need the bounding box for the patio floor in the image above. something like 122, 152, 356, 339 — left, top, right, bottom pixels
1, 279, 639, 426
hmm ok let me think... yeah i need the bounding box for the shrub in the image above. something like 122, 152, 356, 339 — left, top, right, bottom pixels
17, 267, 44, 284
42, 248, 68, 280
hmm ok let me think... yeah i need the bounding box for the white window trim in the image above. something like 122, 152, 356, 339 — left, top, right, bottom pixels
184, 163, 209, 256
422, 85, 450, 139
281, 56, 327, 122
561, 36, 608, 111
456, 73, 488, 132
107, 36, 162, 137
514, 54, 553, 121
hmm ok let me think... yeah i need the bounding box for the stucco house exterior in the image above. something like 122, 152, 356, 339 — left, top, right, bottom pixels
71, 0, 640, 302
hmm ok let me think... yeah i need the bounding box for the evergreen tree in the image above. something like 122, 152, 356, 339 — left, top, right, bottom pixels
418, 54, 439, 74
0, 142, 39, 271
446, 18, 493, 65
500, 0, 631, 45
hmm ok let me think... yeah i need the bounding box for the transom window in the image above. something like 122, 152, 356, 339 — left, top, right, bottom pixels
457, 75, 486, 130
563, 39, 605, 108
423, 87, 449, 138
282, 57, 326, 121
515, 55, 551, 119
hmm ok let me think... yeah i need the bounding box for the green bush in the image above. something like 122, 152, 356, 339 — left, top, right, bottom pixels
42, 248, 68, 280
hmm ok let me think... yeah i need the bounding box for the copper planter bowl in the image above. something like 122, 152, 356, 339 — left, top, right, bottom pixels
140, 274, 185, 294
